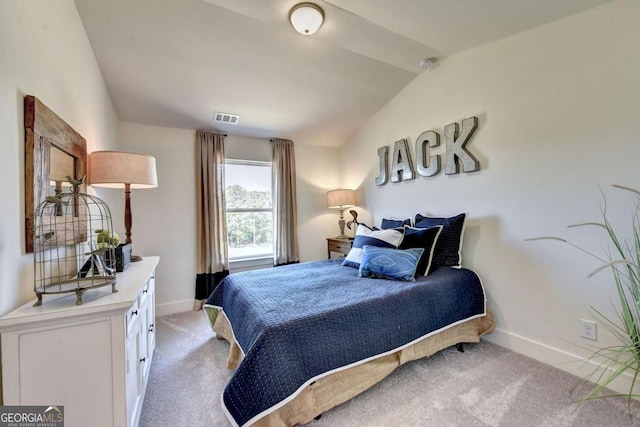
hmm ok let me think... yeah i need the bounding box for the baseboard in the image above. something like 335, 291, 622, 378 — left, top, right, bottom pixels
155, 299, 195, 317
484, 327, 636, 397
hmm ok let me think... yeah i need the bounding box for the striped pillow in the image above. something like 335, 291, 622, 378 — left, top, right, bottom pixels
342, 224, 404, 269
398, 225, 443, 276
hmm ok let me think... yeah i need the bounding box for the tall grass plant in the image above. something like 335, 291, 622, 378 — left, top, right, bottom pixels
527, 185, 640, 410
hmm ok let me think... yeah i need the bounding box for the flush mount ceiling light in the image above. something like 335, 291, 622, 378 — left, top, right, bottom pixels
289, 3, 324, 35
419, 57, 438, 71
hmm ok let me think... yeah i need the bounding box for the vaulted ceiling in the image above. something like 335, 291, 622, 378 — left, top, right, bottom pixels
74, 0, 615, 146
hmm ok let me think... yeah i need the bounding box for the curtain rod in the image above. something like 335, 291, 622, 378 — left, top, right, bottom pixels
196, 129, 227, 137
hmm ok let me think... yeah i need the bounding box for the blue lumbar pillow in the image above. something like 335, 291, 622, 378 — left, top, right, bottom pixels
358, 246, 424, 282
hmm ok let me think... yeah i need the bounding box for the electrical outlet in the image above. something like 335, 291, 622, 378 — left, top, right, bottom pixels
580, 319, 597, 341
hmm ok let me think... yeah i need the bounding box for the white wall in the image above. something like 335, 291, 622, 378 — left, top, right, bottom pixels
0, 0, 120, 316
118, 122, 340, 315
296, 144, 344, 260
340, 0, 640, 390
225, 134, 271, 162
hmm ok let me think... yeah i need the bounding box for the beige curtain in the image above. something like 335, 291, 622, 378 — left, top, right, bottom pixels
194, 131, 229, 310
272, 138, 300, 265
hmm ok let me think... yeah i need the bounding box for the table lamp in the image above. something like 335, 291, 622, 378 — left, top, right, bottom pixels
89, 151, 158, 261
327, 189, 356, 239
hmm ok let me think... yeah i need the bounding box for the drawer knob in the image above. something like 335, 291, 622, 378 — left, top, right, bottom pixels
140, 357, 146, 364
131, 310, 138, 317
143, 289, 148, 294
149, 324, 155, 332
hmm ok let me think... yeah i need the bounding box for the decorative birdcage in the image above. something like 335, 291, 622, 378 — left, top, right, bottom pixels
33, 180, 118, 306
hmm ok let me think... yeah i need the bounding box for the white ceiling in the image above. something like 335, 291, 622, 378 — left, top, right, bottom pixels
74, 0, 615, 146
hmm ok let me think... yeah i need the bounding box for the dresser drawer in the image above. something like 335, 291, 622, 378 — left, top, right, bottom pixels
139, 276, 152, 307
126, 297, 141, 338
327, 238, 353, 258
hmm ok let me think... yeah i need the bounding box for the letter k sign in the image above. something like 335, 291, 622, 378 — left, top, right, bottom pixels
445, 116, 479, 175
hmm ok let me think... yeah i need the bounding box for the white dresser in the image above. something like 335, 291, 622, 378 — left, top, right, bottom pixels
0, 256, 159, 427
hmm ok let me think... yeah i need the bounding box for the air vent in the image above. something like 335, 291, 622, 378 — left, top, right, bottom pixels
214, 112, 240, 124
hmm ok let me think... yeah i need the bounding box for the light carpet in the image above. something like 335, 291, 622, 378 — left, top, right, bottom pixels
139, 311, 640, 426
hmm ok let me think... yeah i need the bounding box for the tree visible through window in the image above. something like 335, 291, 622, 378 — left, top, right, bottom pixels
225, 160, 273, 260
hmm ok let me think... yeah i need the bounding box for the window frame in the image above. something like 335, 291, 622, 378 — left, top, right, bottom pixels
224, 159, 274, 263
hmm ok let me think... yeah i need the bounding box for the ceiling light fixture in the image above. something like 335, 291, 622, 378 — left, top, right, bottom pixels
289, 3, 324, 35
419, 58, 438, 71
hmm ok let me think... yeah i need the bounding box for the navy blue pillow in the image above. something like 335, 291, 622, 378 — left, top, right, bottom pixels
380, 218, 411, 230
358, 246, 424, 282
414, 213, 466, 271
398, 225, 443, 276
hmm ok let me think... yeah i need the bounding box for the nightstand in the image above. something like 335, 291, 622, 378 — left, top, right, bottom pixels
327, 237, 354, 259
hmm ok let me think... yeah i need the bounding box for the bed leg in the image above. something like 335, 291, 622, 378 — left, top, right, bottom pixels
456, 343, 464, 353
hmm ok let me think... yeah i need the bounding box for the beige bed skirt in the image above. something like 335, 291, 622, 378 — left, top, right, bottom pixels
206, 308, 495, 426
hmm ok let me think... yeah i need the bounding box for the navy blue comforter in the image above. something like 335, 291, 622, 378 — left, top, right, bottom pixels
204, 259, 486, 426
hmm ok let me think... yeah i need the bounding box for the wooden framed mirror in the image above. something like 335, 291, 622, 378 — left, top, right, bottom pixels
25, 95, 87, 253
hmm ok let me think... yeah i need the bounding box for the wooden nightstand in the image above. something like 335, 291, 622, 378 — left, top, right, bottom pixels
327, 237, 354, 259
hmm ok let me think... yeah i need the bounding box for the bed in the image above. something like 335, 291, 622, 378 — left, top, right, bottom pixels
203, 258, 494, 426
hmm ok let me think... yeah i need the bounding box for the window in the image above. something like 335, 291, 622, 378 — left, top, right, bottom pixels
225, 160, 273, 260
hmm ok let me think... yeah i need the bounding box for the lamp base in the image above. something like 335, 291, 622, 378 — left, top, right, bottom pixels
337, 211, 348, 240
131, 254, 143, 262
333, 235, 350, 240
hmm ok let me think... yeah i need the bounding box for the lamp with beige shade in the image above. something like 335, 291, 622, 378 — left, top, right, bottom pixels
327, 189, 356, 239
89, 151, 158, 261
